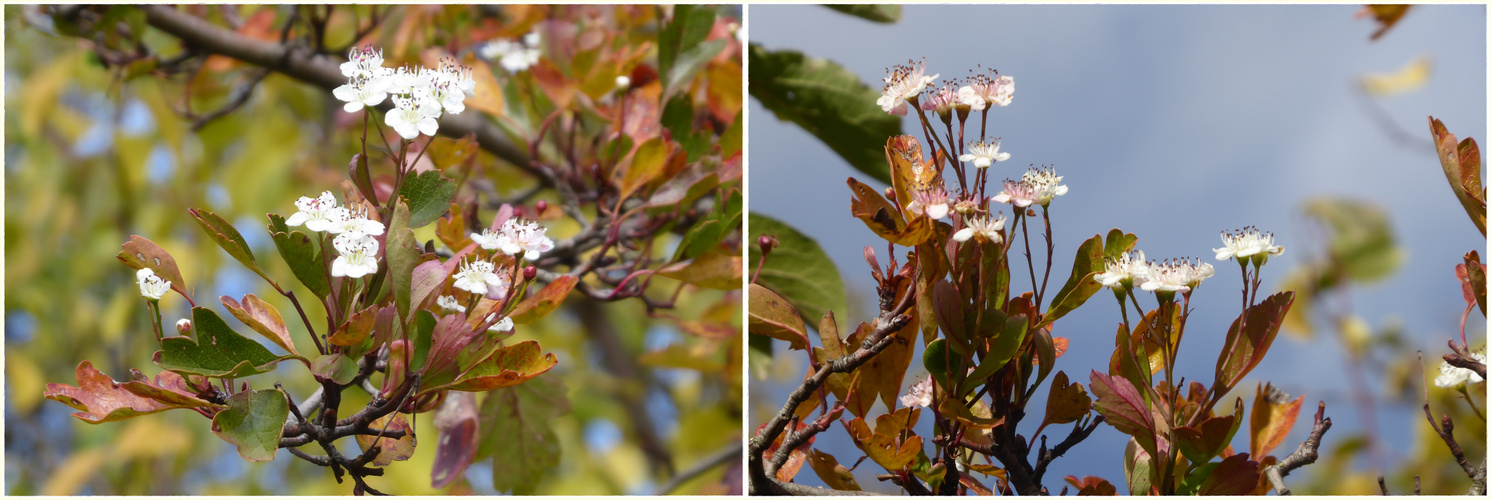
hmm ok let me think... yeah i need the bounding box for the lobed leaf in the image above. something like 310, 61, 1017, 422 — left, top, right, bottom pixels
156, 307, 296, 378
1248, 382, 1304, 458
477, 376, 570, 494
1042, 371, 1092, 427
211, 389, 288, 462
658, 250, 743, 290
423, 341, 559, 394
355, 413, 417, 466
266, 214, 331, 298
221, 294, 301, 358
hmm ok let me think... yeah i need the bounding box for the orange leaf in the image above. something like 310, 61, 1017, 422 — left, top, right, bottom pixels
1248, 382, 1303, 458
355, 413, 417, 466
508, 275, 578, 324
221, 294, 300, 357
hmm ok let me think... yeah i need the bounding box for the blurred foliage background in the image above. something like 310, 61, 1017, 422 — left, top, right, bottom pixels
4, 4, 742, 495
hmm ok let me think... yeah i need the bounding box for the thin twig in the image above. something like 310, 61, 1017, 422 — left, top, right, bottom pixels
1264, 401, 1333, 495
654, 442, 744, 495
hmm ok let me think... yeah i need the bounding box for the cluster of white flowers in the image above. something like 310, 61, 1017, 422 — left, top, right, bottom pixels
952, 213, 1008, 245
1096, 251, 1215, 295
331, 46, 475, 140
959, 139, 1010, 169
1214, 226, 1286, 265
436, 294, 467, 313
878, 62, 1014, 116
899, 374, 934, 408
136, 268, 170, 300
484, 313, 515, 334
992, 166, 1068, 207
452, 258, 510, 298
472, 218, 555, 261
286, 191, 387, 278
479, 31, 542, 73
1435, 351, 1487, 388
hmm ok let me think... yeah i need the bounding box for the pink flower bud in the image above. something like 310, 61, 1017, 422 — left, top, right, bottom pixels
523, 265, 538, 281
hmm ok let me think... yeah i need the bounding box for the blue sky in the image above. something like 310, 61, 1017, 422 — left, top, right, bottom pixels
748, 4, 1486, 493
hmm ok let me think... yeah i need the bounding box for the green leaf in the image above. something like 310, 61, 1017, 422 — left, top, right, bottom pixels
922, 338, 964, 390
211, 389, 288, 462
408, 309, 437, 374
658, 5, 716, 88
266, 214, 331, 298
386, 201, 422, 321
665, 38, 727, 100
662, 94, 712, 161
749, 45, 902, 185
478, 376, 570, 494
190, 208, 269, 281
721, 111, 743, 156
747, 212, 848, 325
1042, 233, 1106, 327
1301, 198, 1405, 283
673, 187, 741, 260
397, 170, 457, 229
966, 314, 1027, 386
156, 308, 294, 378
311, 353, 359, 385
824, 4, 902, 23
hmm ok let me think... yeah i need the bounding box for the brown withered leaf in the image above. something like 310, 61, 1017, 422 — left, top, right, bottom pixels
45, 361, 221, 424
1043, 371, 1092, 427
356, 413, 417, 466
1065, 476, 1117, 496
806, 449, 862, 491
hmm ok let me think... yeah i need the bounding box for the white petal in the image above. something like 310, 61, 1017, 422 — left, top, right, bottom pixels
926, 204, 949, 220
952, 228, 975, 243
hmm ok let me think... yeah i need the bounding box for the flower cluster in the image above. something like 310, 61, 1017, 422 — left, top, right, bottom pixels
453, 258, 509, 298
1214, 226, 1286, 265
472, 218, 555, 261
1096, 251, 1215, 295
992, 166, 1067, 207
959, 139, 1010, 169
953, 213, 1008, 244
331, 46, 475, 140
479, 31, 543, 73
878, 62, 1014, 116
285, 191, 387, 278
899, 375, 934, 408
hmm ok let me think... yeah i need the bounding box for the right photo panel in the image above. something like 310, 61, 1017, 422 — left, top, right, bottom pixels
746, 4, 1486, 496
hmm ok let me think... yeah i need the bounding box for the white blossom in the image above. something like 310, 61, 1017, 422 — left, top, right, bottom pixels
1095, 250, 1148, 291
495, 218, 555, 261
136, 268, 170, 300
452, 258, 509, 297
286, 191, 342, 232
906, 186, 952, 220
1214, 226, 1285, 263
877, 59, 937, 116
326, 205, 385, 239
992, 167, 1067, 207
436, 295, 466, 313
471, 228, 501, 251
1138, 258, 1214, 294
899, 375, 934, 408
952, 213, 1007, 244
958, 139, 1010, 168
340, 46, 385, 80
332, 75, 388, 113
1435, 351, 1487, 388
480, 31, 542, 73
330, 233, 380, 279
385, 95, 441, 140
485, 314, 515, 333
957, 70, 1014, 111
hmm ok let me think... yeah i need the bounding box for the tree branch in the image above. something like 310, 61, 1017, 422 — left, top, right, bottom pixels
1264, 401, 1333, 495
138, 5, 534, 175
654, 442, 744, 495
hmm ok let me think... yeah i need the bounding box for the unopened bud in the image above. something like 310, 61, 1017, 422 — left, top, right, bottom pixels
523, 265, 538, 281
176, 319, 193, 337
758, 235, 778, 257
884, 187, 897, 203
615, 75, 632, 91
534, 199, 548, 215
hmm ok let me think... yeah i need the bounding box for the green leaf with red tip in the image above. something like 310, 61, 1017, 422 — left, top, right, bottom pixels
1090, 370, 1157, 458
221, 294, 303, 359
1214, 292, 1294, 391
421, 340, 558, 394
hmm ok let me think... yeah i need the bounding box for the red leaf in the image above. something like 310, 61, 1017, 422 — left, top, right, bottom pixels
431, 391, 480, 488
1214, 292, 1294, 390
1197, 453, 1260, 495
44, 361, 221, 424
1089, 370, 1157, 456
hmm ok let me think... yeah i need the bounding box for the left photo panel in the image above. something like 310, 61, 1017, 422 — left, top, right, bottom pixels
5, 5, 742, 495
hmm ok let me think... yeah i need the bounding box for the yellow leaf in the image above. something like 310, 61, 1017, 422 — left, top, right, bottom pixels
1360, 55, 1431, 97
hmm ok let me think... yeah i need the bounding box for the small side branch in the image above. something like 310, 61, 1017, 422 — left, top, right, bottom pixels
1265, 401, 1332, 495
